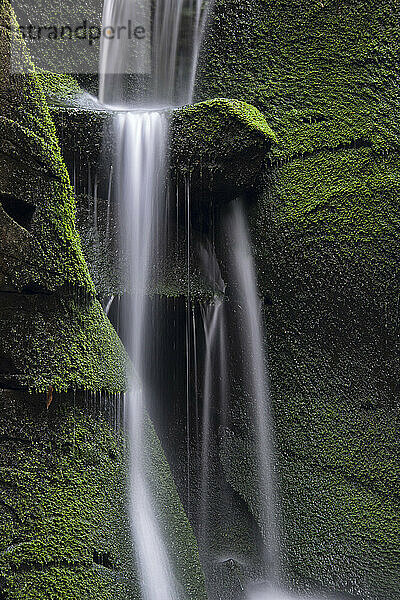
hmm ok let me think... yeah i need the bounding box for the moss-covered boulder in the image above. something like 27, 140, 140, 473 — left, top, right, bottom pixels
171, 98, 277, 195
197, 1, 400, 598
0, 390, 207, 600
0, 2, 128, 392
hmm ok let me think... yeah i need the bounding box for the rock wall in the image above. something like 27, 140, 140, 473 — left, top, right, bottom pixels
197, 1, 400, 598
0, 3, 207, 598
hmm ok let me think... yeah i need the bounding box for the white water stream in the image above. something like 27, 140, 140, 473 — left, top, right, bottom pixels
197, 199, 280, 593
117, 111, 175, 600
99, 1, 210, 598
99, 0, 210, 105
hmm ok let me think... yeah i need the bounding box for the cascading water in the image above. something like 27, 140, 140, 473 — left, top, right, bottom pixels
116, 110, 174, 600
194, 200, 280, 597
98, 1, 211, 598
99, 0, 210, 106
98, 1, 301, 598
196, 240, 228, 549
98, 0, 151, 105
199, 298, 225, 542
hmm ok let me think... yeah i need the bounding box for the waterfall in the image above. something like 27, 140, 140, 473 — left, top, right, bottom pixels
98, 0, 150, 105
226, 201, 280, 583
195, 201, 280, 595
153, 0, 211, 104
99, 0, 210, 106
152, 0, 185, 104
196, 237, 228, 546
99, 1, 286, 597
99, 1, 211, 599
117, 111, 177, 600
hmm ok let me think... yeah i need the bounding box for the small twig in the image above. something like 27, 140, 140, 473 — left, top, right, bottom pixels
46, 386, 53, 410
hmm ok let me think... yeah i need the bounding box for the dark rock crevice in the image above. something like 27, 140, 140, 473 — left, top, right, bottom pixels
92, 550, 115, 570
0, 194, 36, 231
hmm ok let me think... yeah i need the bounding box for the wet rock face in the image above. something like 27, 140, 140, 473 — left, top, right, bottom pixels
195, 0, 400, 598
0, 10, 93, 296
250, 147, 400, 598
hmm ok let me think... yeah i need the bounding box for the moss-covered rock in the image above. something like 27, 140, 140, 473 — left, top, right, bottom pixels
171, 98, 277, 194
197, 1, 400, 598
248, 147, 400, 598
0, 292, 128, 393
0, 2, 94, 295
197, 0, 400, 157
45, 97, 276, 299
0, 389, 207, 600
0, 389, 133, 600
0, 1, 128, 392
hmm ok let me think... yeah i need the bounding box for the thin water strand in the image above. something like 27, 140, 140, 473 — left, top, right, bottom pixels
153, 0, 185, 103
198, 240, 227, 545
199, 298, 226, 543
188, 0, 213, 103
227, 200, 280, 582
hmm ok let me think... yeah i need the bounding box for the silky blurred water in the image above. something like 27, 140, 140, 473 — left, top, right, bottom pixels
100, 2, 211, 598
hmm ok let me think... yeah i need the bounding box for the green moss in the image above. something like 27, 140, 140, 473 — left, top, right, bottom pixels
50, 105, 112, 165
0, 390, 135, 600
36, 71, 83, 105
0, 390, 207, 600
171, 98, 277, 190
197, 0, 400, 158
173, 98, 276, 147
0, 1, 131, 395
0, 2, 94, 295
219, 146, 400, 597
0, 294, 128, 393
143, 416, 207, 600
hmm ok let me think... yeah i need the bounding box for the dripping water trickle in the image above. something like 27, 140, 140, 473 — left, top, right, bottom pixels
199, 297, 225, 543
197, 240, 227, 550
105, 164, 113, 244
225, 200, 280, 583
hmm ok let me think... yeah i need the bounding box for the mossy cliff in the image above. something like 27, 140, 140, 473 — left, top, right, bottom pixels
0, 391, 206, 600
197, 1, 400, 598
0, 3, 207, 599
0, 1, 128, 392
251, 148, 400, 598
197, 0, 400, 156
